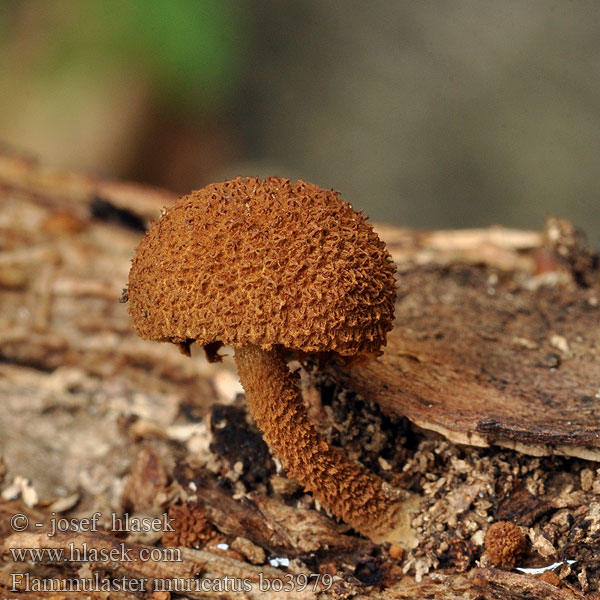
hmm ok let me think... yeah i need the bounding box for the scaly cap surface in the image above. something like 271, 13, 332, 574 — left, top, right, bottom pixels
127, 177, 396, 358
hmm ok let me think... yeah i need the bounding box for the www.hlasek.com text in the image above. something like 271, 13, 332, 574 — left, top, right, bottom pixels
9, 542, 181, 564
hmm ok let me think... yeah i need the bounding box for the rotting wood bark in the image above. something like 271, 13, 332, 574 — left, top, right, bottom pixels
1, 149, 599, 598
338, 250, 600, 460
173, 462, 375, 557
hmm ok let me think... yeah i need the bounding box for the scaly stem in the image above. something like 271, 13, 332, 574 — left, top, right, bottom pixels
234, 343, 415, 544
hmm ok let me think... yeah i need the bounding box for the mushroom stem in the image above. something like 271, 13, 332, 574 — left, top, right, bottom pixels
234, 343, 415, 545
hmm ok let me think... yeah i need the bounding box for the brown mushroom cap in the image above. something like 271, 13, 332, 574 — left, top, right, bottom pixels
127, 176, 396, 358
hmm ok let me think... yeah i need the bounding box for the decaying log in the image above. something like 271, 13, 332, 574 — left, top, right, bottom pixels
471, 568, 586, 600
2, 148, 600, 598
340, 248, 600, 460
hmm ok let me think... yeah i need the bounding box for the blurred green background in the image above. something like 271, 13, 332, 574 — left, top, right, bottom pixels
1, 1, 599, 243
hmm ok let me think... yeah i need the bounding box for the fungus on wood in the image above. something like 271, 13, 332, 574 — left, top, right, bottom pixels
484, 521, 526, 569
126, 176, 414, 544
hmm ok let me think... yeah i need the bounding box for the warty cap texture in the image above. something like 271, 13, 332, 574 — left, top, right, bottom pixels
127, 176, 396, 358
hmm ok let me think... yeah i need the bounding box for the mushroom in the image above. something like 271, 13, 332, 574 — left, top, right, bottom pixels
127, 177, 415, 545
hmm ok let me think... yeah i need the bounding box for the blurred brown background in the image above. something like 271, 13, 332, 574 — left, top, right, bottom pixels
1, 0, 599, 243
